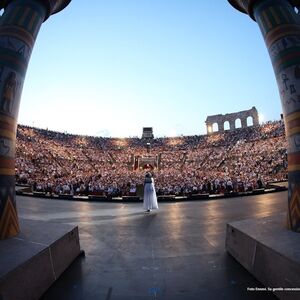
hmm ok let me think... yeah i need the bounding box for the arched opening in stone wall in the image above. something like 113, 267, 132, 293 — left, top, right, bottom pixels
235, 118, 241, 129
247, 116, 254, 126
212, 123, 218, 132
224, 121, 230, 131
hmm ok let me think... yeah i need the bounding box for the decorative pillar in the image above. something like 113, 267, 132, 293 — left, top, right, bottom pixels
228, 0, 300, 231
0, 0, 71, 239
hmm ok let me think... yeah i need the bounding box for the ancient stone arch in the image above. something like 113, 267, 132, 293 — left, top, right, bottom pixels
205, 106, 259, 134
235, 118, 242, 128
212, 122, 219, 132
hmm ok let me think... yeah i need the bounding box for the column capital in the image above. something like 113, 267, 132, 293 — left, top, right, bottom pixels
228, 0, 300, 20
0, 0, 71, 21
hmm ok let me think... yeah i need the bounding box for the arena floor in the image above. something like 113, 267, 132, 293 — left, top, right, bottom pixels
16, 192, 287, 300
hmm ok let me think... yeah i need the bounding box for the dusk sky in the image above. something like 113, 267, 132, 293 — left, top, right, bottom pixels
19, 0, 282, 137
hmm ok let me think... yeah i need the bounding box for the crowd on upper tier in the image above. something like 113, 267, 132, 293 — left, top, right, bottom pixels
15, 120, 287, 197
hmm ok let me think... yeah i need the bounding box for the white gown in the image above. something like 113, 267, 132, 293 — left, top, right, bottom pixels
143, 178, 159, 210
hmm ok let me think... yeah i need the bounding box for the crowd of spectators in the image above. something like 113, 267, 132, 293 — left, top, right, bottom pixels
15, 120, 287, 197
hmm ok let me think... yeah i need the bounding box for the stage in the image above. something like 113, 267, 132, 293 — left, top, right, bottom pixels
12, 191, 289, 299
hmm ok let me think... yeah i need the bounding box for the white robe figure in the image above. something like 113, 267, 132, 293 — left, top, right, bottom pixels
143, 174, 159, 211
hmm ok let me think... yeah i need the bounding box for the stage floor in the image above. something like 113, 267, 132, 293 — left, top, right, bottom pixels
16, 191, 287, 300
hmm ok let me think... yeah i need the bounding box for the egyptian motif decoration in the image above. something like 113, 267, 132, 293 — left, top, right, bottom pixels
0, 0, 71, 239
1, 71, 16, 114
228, 0, 300, 232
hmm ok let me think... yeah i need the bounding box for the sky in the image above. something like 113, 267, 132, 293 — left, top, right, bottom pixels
18, 0, 282, 138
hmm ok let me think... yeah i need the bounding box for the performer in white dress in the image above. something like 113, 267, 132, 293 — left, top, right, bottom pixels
143, 172, 159, 212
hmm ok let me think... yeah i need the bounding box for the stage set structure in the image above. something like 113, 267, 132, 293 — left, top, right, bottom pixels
0, 0, 299, 240
229, 0, 300, 232
226, 1, 300, 297
0, 0, 71, 240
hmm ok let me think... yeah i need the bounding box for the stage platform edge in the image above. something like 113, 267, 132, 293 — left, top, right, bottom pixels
0, 218, 81, 300
226, 213, 300, 299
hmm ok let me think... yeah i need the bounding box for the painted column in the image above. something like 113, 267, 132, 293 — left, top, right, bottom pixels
228, 0, 300, 231
0, 0, 71, 239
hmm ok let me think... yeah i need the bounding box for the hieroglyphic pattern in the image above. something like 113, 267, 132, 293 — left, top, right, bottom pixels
0, 0, 71, 239
287, 177, 300, 231
0, 1, 47, 239
228, 0, 300, 231
0, 195, 19, 239
254, 0, 300, 231
229, 0, 300, 20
